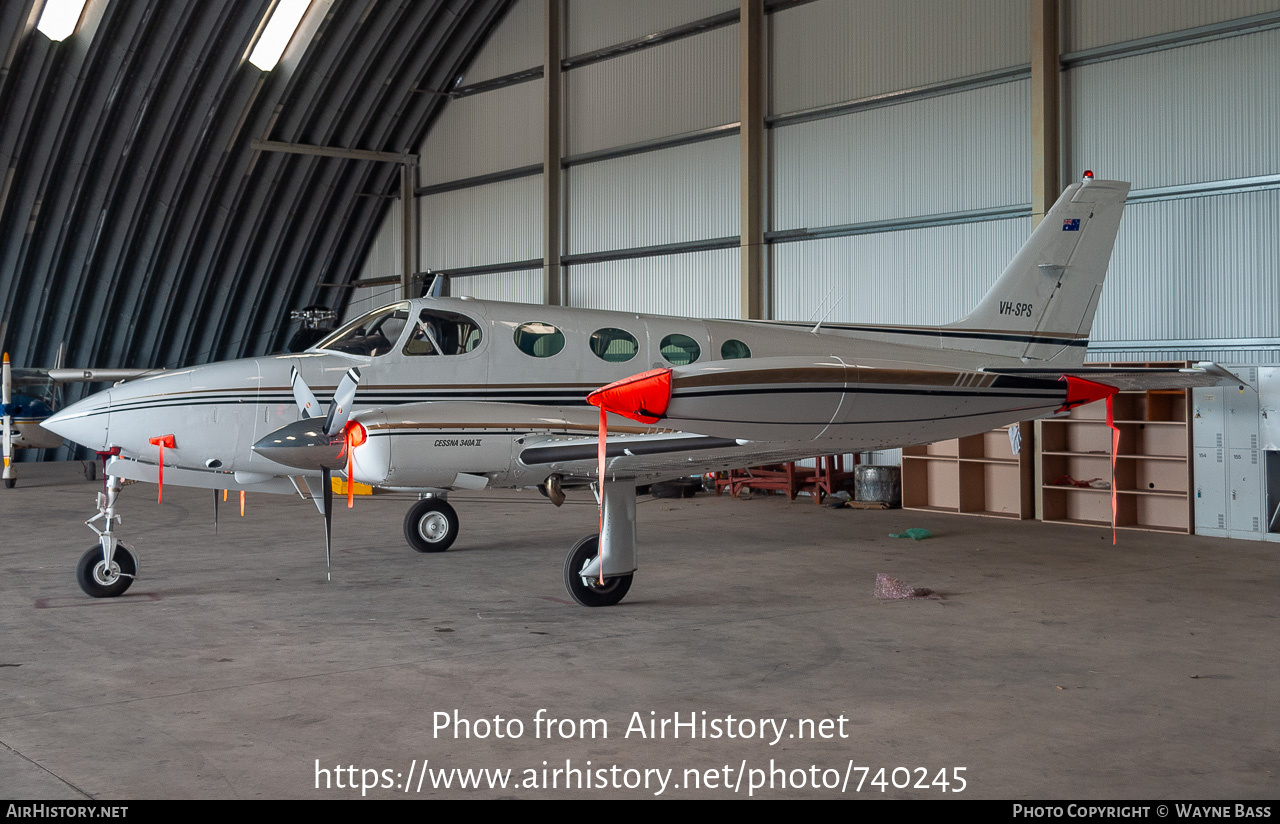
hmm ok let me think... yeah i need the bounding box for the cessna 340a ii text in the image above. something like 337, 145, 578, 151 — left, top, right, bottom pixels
43, 175, 1228, 606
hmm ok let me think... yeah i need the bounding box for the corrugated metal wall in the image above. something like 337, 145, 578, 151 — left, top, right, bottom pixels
568, 248, 740, 318
772, 80, 1031, 230
1066, 29, 1280, 188
454, 269, 544, 303
419, 175, 543, 270
566, 137, 739, 253
420, 80, 544, 185
770, 0, 1029, 113
462, 0, 545, 84
1093, 190, 1280, 357
772, 218, 1030, 324
567, 0, 735, 54
565, 24, 738, 154
1064, 0, 1280, 51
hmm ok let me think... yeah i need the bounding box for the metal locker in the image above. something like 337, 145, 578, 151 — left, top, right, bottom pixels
1224, 367, 1260, 451
1193, 446, 1227, 536
1192, 387, 1224, 449
1227, 448, 1263, 537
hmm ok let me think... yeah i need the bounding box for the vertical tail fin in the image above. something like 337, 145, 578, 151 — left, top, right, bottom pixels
946, 177, 1130, 366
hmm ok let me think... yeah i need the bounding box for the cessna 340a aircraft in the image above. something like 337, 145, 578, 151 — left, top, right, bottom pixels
42, 175, 1229, 606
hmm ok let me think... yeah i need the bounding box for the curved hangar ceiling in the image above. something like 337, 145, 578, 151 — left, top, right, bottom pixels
0, 0, 508, 372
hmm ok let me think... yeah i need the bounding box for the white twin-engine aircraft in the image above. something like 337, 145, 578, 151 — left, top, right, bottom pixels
43, 176, 1227, 606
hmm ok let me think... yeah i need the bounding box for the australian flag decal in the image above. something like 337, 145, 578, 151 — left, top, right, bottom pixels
1062, 218, 1081, 231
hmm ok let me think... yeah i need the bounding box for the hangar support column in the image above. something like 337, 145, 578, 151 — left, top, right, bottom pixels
739, 0, 766, 320
1031, 0, 1060, 228
543, 0, 565, 306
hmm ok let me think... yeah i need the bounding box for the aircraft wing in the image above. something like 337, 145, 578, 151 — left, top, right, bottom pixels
584, 355, 1233, 450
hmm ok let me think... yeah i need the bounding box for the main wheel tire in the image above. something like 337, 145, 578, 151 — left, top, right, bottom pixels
3, 478, 14, 489
76, 545, 136, 598
403, 498, 459, 552
562, 535, 633, 607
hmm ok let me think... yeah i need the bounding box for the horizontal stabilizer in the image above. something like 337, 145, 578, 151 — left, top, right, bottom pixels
979, 362, 1237, 392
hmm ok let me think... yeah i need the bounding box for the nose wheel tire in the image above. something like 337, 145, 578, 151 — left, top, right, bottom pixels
404, 498, 459, 552
563, 535, 633, 607
76, 545, 137, 598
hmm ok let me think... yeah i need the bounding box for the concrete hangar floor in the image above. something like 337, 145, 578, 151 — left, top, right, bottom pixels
0, 462, 1275, 799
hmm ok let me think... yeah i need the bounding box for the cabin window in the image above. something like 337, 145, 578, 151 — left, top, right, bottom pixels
659, 333, 701, 365
313, 303, 410, 357
513, 321, 566, 358
404, 309, 483, 356
720, 339, 751, 360
589, 328, 639, 363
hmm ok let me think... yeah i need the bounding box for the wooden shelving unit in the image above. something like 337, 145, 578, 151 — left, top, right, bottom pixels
1035, 365, 1193, 534
902, 422, 1034, 519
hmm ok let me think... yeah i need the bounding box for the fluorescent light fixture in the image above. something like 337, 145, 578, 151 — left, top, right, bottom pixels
36, 0, 90, 42
248, 0, 312, 71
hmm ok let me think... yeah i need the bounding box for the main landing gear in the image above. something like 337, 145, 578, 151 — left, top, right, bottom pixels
77, 474, 140, 598
562, 480, 637, 607
404, 495, 459, 552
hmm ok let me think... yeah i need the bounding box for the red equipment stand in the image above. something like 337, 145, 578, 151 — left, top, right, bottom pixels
714, 454, 859, 504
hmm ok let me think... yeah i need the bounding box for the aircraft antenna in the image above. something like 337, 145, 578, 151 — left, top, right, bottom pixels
807, 285, 838, 322
811, 296, 844, 334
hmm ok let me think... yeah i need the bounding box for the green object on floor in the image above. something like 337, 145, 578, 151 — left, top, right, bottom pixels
889, 528, 933, 540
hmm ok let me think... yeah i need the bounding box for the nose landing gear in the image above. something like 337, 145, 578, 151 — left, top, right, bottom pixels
77, 474, 140, 598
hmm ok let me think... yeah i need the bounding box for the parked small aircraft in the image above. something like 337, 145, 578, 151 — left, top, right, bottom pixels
2, 352, 149, 487
43, 176, 1228, 605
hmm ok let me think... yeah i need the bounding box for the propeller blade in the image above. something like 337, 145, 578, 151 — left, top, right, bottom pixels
290, 366, 321, 420
323, 367, 362, 436
322, 467, 333, 581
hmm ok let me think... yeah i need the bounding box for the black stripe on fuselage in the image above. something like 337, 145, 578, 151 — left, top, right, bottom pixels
519, 436, 740, 465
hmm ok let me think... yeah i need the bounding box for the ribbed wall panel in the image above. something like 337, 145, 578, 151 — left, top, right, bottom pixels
770, 0, 1028, 115
463, 0, 545, 84
344, 283, 407, 323
1066, 30, 1280, 189
566, 25, 738, 155
419, 175, 543, 269
567, 0, 736, 55
453, 268, 544, 303
356, 196, 404, 281
419, 79, 544, 184
1064, 0, 1280, 51
1092, 190, 1280, 347
771, 218, 1030, 325
567, 136, 739, 254
568, 248, 740, 318
772, 80, 1030, 231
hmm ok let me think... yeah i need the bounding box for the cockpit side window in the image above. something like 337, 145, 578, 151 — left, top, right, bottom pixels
404, 309, 484, 356
313, 304, 410, 357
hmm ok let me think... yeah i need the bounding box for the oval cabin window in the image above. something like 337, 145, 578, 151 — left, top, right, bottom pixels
589, 328, 639, 363
513, 322, 566, 357
659, 333, 701, 365
720, 339, 751, 360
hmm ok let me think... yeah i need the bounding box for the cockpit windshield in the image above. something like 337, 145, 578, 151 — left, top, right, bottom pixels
312, 303, 411, 356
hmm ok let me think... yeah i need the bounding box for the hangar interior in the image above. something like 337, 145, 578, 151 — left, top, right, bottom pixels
1, 0, 1279, 800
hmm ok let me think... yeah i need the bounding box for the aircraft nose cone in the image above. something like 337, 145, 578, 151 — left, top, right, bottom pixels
252, 418, 345, 471
42, 392, 111, 449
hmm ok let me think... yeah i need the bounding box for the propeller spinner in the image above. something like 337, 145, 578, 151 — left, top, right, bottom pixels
256, 366, 364, 580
